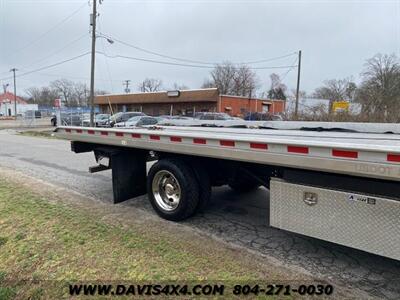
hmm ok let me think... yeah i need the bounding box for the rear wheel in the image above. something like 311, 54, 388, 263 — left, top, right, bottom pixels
147, 158, 200, 221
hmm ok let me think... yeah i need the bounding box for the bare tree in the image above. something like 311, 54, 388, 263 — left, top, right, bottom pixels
138, 78, 163, 92
203, 62, 259, 97
26, 86, 59, 106
25, 87, 42, 103
313, 77, 356, 113
41, 87, 60, 106
201, 79, 216, 89
50, 79, 75, 106
267, 73, 287, 100
209, 62, 236, 95
289, 88, 307, 99
171, 82, 189, 90
232, 65, 259, 97
72, 82, 89, 106
356, 53, 400, 122
313, 78, 356, 101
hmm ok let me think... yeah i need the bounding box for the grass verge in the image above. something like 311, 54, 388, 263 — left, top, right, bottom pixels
0, 176, 307, 299
18, 130, 55, 139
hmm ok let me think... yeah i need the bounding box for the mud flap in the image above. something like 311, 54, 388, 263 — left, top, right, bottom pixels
111, 150, 147, 203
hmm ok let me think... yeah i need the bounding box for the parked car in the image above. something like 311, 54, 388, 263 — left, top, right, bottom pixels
51, 113, 83, 126
244, 112, 283, 121
194, 112, 234, 120
158, 115, 193, 121
171, 116, 193, 120
24, 110, 41, 119
108, 112, 146, 127
95, 114, 111, 127
82, 114, 110, 127
115, 116, 158, 128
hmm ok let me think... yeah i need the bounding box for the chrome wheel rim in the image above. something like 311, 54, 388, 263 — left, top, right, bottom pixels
152, 170, 181, 211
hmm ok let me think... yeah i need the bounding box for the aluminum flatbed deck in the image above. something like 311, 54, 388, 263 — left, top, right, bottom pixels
55, 125, 400, 182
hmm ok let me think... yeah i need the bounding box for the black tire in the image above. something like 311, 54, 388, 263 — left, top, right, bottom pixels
147, 158, 200, 221
228, 175, 260, 193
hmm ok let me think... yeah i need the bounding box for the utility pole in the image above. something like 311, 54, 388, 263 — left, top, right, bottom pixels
89, 0, 99, 127
123, 80, 131, 93
10, 68, 17, 119
294, 50, 302, 118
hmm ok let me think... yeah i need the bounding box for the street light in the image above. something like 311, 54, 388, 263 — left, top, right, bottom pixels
97, 34, 114, 44
2, 83, 9, 93
105, 38, 114, 44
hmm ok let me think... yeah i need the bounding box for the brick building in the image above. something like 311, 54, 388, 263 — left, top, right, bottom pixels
94, 88, 285, 117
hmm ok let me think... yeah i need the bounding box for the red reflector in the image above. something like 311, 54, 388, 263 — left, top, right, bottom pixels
150, 135, 160, 140
115, 132, 124, 137
87, 130, 95, 134
65, 129, 71, 133
193, 138, 206, 144
220, 140, 235, 147
332, 149, 358, 159
131, 133, 141, 138
250, 142, 268, 150
75, 129, 82, 133
388, 154, 400, 162
287, 146, 309, 154
100, 131, 108, 136
170, 136, 182, 142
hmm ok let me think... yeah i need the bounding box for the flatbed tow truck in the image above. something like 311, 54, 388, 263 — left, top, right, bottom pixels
55, 121, 400, 261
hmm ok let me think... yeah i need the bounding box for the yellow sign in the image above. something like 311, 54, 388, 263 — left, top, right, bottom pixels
332, 101, 349, 113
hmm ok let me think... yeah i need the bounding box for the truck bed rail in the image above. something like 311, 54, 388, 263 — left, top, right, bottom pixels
55, 126, 400, 182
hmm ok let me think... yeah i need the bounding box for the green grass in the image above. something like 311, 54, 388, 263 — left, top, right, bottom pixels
18, 130, 55, 139
0, 177, 291, 299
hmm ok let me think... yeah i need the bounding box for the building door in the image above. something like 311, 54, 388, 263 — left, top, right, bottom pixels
8, 108, 11, 116
262, 104, 270, 113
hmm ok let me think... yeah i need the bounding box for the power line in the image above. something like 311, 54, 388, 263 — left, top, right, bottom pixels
97, 31, 297, 66
0, 49, 296, 85
97, 20, 115, 93
0, 52, 91, 81
280, 57, 298, 82
21, 33, 89, 70
30, 72, 125, 83
96, 51, 297, 70
7, 1, 87, 60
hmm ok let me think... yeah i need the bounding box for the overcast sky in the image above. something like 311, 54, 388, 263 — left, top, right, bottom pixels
0, 0, 399, 97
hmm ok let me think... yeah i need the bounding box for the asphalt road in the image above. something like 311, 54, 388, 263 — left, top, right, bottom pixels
0, 129, 399, 299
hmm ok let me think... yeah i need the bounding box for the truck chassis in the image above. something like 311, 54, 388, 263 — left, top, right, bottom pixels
55, 124, 400, 261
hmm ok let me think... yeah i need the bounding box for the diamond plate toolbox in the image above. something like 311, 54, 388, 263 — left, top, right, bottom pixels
270, 178, 400, 260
